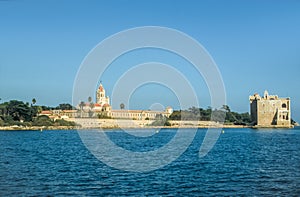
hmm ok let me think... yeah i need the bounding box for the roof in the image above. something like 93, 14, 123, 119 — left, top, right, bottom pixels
40, 110, 52, 114
111, 110, 167, 114
98, 84, 104, 92
62, 110, 77, 113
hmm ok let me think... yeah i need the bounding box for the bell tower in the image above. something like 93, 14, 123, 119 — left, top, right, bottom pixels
96, 82, 110, 105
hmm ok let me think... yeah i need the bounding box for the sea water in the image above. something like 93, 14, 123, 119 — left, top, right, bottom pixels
0, 128, 299, 196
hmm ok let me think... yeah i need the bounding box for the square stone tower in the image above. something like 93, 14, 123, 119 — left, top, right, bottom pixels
249, 90, 292, 128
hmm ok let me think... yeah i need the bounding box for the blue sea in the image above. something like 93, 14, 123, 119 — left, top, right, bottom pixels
0, 128, 299, 196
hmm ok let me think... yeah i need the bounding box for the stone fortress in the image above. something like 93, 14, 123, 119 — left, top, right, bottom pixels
250, 90, 292, 128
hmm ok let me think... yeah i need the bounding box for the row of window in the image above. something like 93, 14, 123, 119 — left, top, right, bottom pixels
279, 114, 289, 120
108, 113, 158, 118
261, 103, 287, 108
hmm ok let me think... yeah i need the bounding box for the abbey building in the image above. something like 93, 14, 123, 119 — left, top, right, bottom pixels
78, 83, 173, 120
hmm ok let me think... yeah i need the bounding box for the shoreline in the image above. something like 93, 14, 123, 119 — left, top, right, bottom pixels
1, 119, 295, 131
1, 125, 296, 131
0, 124, 252, 131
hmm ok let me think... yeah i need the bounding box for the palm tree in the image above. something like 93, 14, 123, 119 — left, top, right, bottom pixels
89, 102, 95, 117
32, 98, 36, 105
90, 102, 95, 109
30, 98, 37, 119
79, 101, 85, 110
120, 103, 125, 110
88, 96, 92, 103
79, 101, 85, 118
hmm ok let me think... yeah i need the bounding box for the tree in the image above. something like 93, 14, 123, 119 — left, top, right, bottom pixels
189, 106, 200, 116
57, 103, 74, 110
120, 103, 125, 110
89, 102, 95, 109
79, 101, 85, 110
32, 98, 36, 105
88, 96, 92, 103
200, 107, 212, 121
169, 110, 181, 120
32, 115, 53, 126
6, 100, 32, 121
151, 114, 170, 126
89, 102, 95, 117
79, 101, 85, 118
155, 114, 163, 120
222, 105, 230, 112
211, 109, 226, 122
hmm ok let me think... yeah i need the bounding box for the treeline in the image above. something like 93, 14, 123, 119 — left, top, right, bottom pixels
169, 106, 252, 125
0, 100, 76, 127
41, 103, 75, 111
0, 100, 252, 126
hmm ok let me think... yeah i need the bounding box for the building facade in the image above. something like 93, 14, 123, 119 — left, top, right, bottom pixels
108, 107, 173, 120
96, 83, 110, 106
40, 83, 173, 120
95, 83, 173, 120
249, 90, 292, 128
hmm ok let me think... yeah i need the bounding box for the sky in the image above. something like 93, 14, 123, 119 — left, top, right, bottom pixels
0, 0, 300, 121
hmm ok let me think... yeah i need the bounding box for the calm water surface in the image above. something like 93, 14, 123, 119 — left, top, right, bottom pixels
0, 128, 299, 196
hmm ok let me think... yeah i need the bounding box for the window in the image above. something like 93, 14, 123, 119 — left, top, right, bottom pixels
282, 103, 287, 108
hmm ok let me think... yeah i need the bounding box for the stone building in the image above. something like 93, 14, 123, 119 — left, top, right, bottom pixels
95, 83, 172, 120
249, 90, 292, 128
96, 83, 110, 106
108, 107, 173, 120
92, 83, 172, 119
41, 83, 173, 120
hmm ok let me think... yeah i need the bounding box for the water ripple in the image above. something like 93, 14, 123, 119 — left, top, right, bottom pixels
0, 128, 300, 196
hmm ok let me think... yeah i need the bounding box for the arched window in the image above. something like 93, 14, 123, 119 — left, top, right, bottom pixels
282, 103, 287, 108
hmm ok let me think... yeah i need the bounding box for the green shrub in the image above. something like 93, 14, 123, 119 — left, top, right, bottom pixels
54, 119, 76, 126
150, 119, 171, 126
32, 115, 54, 126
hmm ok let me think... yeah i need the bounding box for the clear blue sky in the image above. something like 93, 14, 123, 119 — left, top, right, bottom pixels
0, 0, 300, 121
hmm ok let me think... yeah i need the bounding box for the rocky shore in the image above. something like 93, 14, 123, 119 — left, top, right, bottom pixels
0, 125, 78, 131
0, 119, 250, 130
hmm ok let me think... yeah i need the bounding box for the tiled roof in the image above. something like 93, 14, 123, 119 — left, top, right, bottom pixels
40, 110, 52, 114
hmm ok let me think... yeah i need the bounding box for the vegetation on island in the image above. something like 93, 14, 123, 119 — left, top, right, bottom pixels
149, 105, 252, 127
2, 99, 296, 128
0, 100, 77, 127
168, 105, 252, 125
150, 114, 171, 126
0, 99, 252, 127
